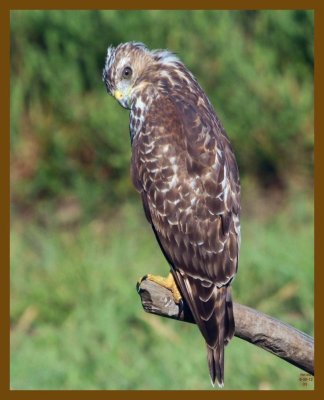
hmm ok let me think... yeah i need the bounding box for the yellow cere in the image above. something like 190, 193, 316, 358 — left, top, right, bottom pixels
114, 90, 123, 100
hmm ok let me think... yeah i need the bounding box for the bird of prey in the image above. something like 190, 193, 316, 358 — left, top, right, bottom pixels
103, 42, 241, 387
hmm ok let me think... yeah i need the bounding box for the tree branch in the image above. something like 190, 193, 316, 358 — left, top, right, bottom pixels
137, 279, 314, 375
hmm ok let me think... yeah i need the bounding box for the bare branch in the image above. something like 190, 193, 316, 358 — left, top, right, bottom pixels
137, 279, 314, 375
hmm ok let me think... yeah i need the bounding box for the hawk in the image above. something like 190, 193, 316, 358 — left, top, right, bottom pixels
103, 42, 241, 387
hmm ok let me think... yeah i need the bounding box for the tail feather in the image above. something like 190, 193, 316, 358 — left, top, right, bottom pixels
171, 270, 235, 388
207, 344, 224, 387
207, 286, 235, 387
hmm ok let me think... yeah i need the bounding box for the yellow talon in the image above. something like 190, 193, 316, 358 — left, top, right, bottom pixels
145, 272, 182, 304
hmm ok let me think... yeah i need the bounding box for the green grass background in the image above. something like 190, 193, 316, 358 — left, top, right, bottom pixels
10, 193, 314, 390
10, 10, 314, 390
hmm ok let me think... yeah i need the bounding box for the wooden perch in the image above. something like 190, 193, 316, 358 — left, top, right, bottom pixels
137, 279, 314, 375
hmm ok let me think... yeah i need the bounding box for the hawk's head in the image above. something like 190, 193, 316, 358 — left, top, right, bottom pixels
102, 42, 181, 109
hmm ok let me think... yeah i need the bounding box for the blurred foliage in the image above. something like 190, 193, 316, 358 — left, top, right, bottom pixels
10, 10, 314, 390
11, 197, 313, 390
10, 10, 314, 217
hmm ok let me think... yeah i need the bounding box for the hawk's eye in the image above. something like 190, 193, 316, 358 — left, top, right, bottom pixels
122, 66, 132, 79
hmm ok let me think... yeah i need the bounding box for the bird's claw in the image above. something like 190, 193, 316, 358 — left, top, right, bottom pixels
136, 272, 182, 304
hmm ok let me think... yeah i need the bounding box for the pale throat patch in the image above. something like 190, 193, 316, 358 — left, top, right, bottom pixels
129, 95, 148, 142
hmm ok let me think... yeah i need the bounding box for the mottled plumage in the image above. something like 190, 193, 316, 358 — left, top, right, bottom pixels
103, 42, 241, 387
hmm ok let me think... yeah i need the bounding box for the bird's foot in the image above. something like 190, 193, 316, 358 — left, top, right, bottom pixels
138, 272, 182, 304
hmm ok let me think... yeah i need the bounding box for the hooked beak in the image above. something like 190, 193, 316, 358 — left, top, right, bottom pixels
112, 89, 131, 109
